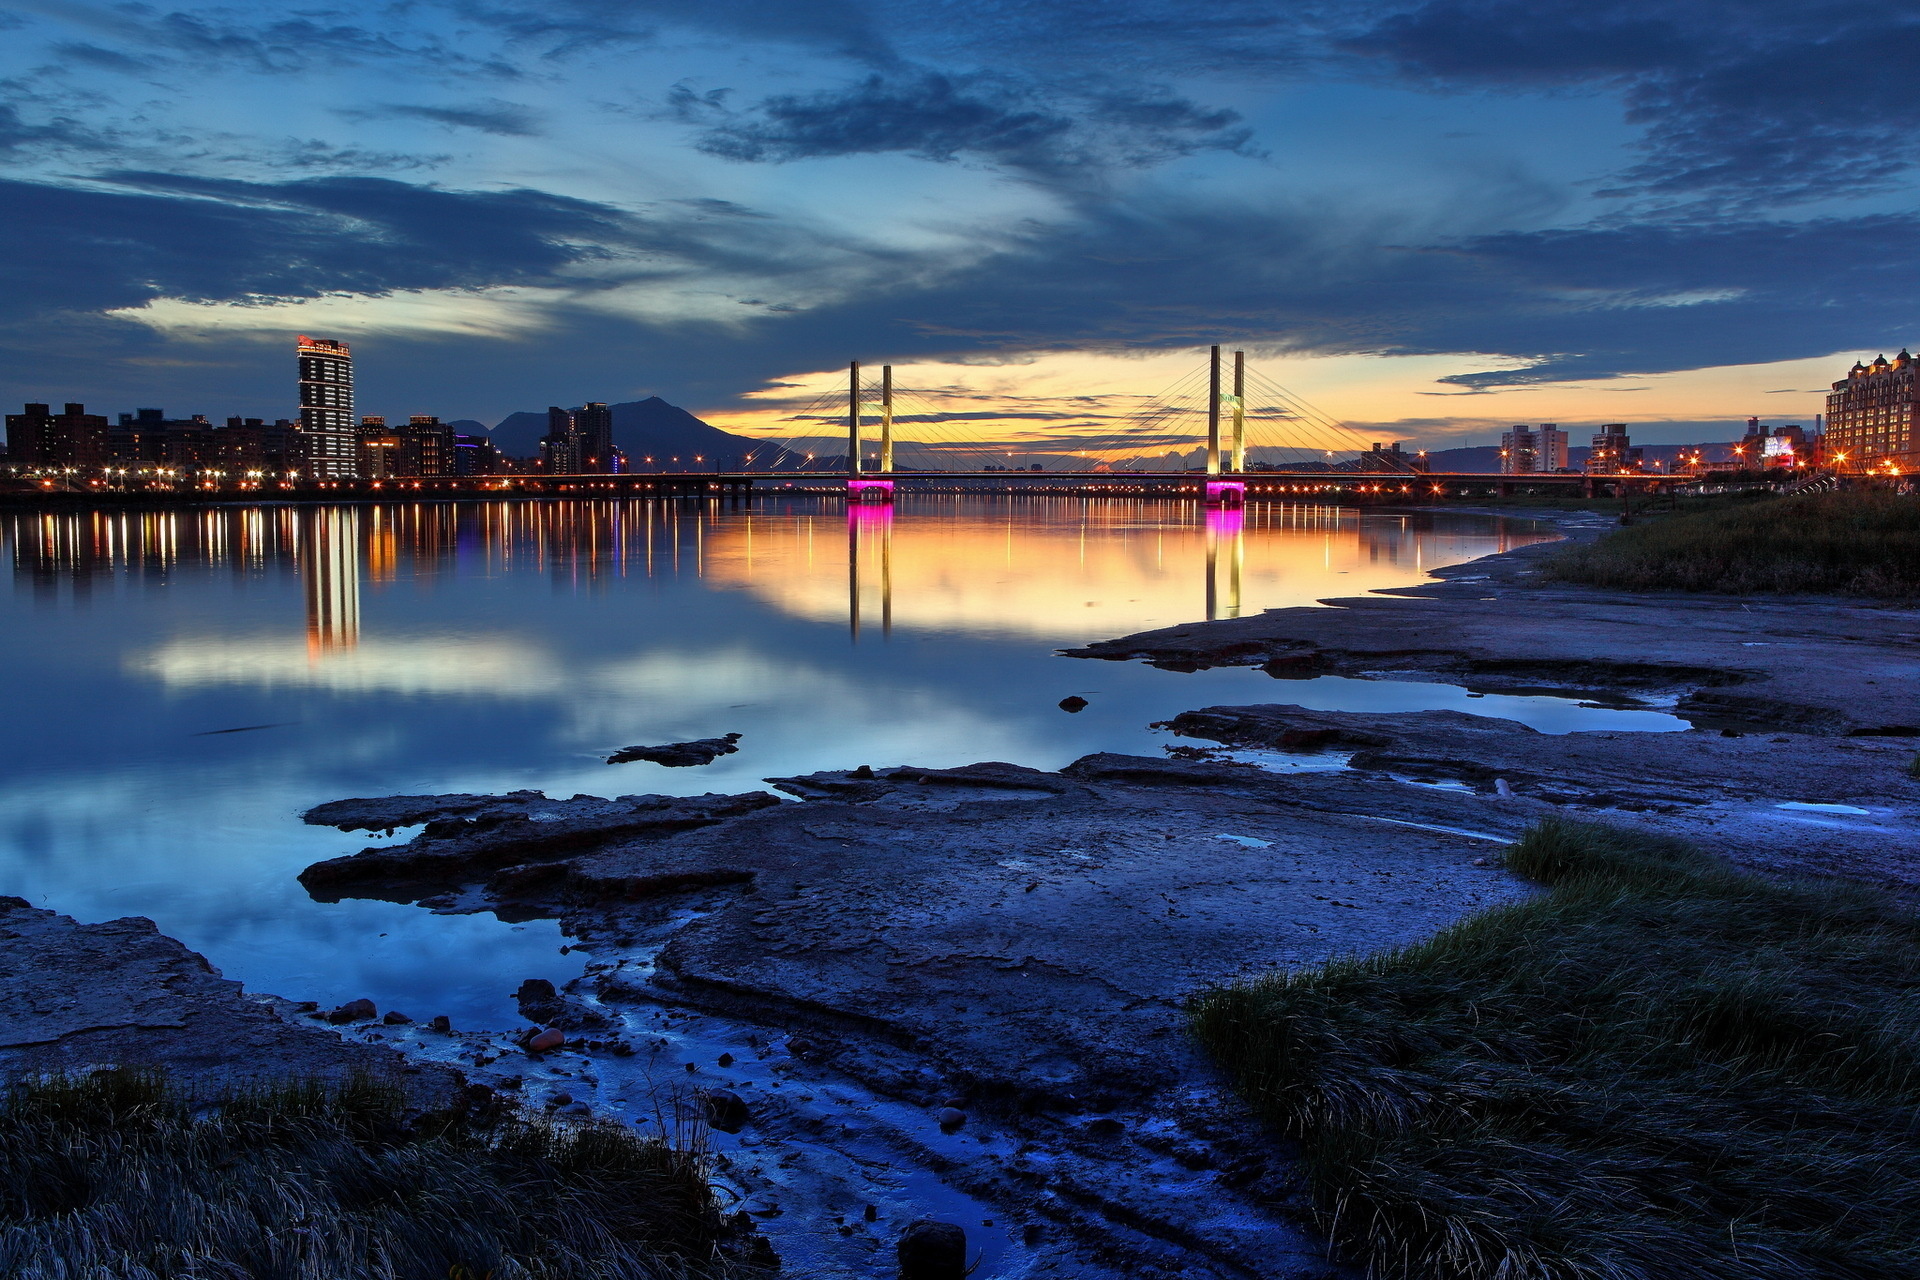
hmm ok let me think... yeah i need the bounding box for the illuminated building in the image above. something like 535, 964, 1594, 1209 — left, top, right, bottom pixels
1825, 350, 1917, 473
540, 406, 584, 473
297, 335, 357, 478
1584, 424, 1644, 474
1500, 424, 1568, 474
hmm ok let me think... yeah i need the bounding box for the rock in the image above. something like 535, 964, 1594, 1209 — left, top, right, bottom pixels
936, 1107, 966, 1129
852, 765, 876, 779
941, 1095, 968, 1109
717, 1052, 734, 1067
325, 998, 376, 1024
550, 1092, 573, 1105
897, 1220, 967, 1280
381, 1010, 412, 1025
705, 1088, 750, 1132
516, 978, 558, 1004
607, 733, 742, 767
428, 1015, 452, 1032
1058, 696, 1088, 713
1493, 777, 1515, 797
527, 1028, 566, 1053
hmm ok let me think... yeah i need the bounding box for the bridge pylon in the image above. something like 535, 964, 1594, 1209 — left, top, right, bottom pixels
847, 360, 895, 502
1206, 345, 1247, 508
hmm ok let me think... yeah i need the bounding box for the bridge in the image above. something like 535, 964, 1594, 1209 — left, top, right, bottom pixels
5, 347, 1685, 506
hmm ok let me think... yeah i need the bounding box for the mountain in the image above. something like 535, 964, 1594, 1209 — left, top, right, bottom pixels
483, 397, 788, 468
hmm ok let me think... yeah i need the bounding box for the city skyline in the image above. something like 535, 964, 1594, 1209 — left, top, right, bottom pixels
2, 3, 1916, 449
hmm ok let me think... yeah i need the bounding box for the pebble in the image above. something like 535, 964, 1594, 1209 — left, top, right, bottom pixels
936, 1107, 966, 1129
381, 1010, 412, 1025
717, 1052, 734, 1067
527, 1028, 566, 1053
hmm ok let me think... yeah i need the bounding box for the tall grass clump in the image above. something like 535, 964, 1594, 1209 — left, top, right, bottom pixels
1547, 489, 1920, 596
1192, 818, 1920, 1280
0, 1071, 748, 1279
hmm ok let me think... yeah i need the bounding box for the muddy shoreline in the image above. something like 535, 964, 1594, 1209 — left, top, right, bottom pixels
8, 506, 1916, 1279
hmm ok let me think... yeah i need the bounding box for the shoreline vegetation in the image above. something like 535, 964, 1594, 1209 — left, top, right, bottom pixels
0, 1071, 755, 1279
1547, 489, 1920, 597
1192, 819, 1920, 1280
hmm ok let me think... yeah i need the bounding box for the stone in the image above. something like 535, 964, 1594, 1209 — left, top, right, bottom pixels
325, 998, 376, 1024
897, 1220, 967, 1280
1058, 696, 1088, 713
516, 978, 558, 1004
428, 1015, 452, 1032
717, 1052, 734, 1067
705, 1088, 750, 1132
381, 1010, 412, 1025
551, 1092, 573, 1105
936, 1107, 966, 1129
606, 733, 742, 767
528, 1028, 566, 1053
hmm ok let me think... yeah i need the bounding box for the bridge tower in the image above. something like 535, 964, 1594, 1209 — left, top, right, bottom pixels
1206, 345, 1247, 508
847, 360, 894, 502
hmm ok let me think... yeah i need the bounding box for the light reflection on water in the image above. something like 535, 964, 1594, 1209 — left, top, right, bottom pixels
0, 496, 1590, 1025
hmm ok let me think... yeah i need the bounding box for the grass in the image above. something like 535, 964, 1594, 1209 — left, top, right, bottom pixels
0, 1071, 749, 1279
1546, 489, 1920, 597
1191, 818, 1920, 1280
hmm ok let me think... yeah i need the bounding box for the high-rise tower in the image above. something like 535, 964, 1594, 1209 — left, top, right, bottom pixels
297, 335, 356, 478
576, 402, 614, 472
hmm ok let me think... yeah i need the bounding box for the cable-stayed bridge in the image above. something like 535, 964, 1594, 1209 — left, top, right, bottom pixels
684, 347, 1665, 505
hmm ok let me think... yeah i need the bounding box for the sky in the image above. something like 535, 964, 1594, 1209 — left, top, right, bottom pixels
3, 0, 1918, 451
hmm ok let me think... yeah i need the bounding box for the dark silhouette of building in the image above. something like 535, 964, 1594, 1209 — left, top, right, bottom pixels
5, 403, 108, 471
1826, 350, 1917, 472
298, 335, 357, 478
1355, 441, 1424, 472
453, 433, 503, 475
575, 402, 620, 472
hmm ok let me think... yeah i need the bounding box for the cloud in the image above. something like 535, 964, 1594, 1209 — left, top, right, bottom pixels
0, 173, 640, 319
1340, 0, 1920, 204
345, 101, 543, 137
676, 70, 1251, 175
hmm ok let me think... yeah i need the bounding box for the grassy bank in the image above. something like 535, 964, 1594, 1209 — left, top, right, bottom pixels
1547, 489, 1920, 596
1192, 819, 1920, 1280
0, 1072, 750, 1278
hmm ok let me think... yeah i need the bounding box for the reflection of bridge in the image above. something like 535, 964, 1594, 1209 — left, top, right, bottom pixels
846, 501, 1255, 641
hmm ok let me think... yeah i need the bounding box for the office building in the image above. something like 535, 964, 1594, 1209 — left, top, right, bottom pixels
297, 335, 357, 478
540, 406, 584, 474
5, 403, 108, 471
1826, 350, 1918, 472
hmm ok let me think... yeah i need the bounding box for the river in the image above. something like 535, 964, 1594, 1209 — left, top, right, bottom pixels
0, 495, 1681, 1026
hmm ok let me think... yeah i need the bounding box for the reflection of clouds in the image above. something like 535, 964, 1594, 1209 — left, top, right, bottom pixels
131, 635, 561, 695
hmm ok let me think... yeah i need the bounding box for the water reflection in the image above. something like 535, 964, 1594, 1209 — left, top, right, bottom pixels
0, 496, 1568, 1028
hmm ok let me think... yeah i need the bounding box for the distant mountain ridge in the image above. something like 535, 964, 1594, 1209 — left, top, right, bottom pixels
483, 397, 782, 468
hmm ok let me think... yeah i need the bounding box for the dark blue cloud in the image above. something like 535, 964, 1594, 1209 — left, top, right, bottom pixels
343, 101, 543, 137
678, 71, 1251, 175
1341, 0, 1920, 203
0, 174, 636, 316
